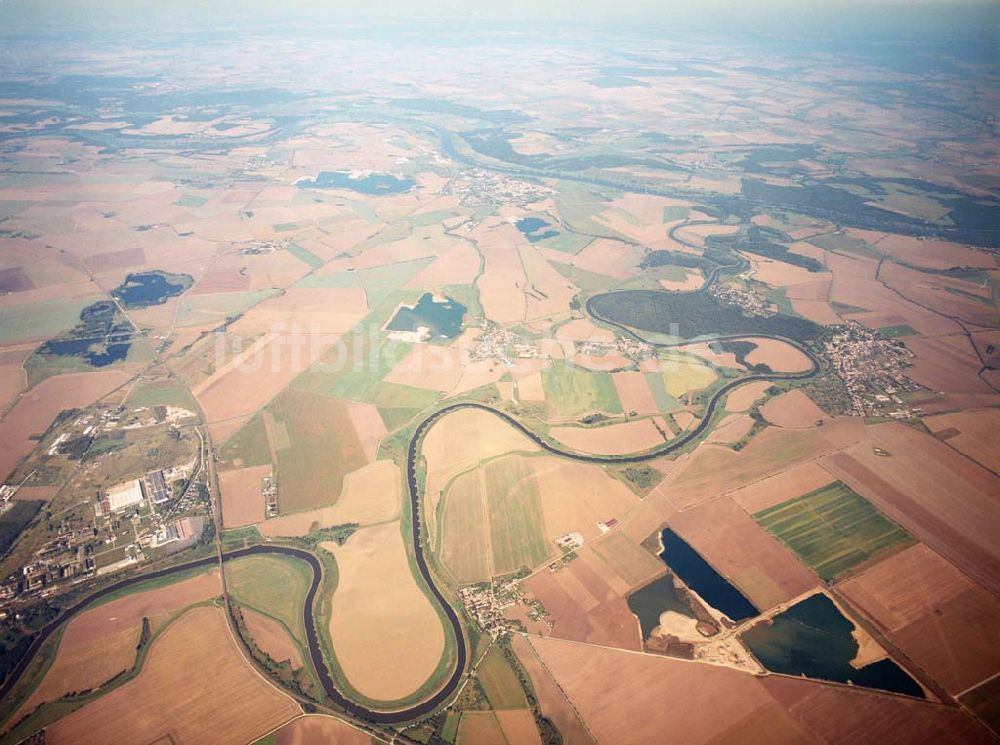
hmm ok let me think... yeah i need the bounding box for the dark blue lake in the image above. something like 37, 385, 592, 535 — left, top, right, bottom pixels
298, 170, 415, 195
659, 529, 758, 622
627, 573, 695, 638
741, 593, 924, 698
112, 271, 192, 309
385, 293, 466, 339
516, 216, 559, 243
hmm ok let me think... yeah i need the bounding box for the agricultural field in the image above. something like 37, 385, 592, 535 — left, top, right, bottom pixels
226, 554, 311, 644
268, 389, 369, 514
541, 362, 622, 418
484, 456, 553, 575
43, 606, 299, 745
321, 522, 446, 704
754, 481, 912, 582
0, 12, 997, 745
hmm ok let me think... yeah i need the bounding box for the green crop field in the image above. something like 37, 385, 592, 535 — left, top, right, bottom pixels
878, 324, 918, 338
644, 371, 684, 413
484, 457, 552, 574
286, 243, 324, 269
270, 389, 368, 512
754, 482, 912, 582
226, 554, 312, 643
477, 646, 529, 709
174, 289, 279, 328
542, 361, 622, 417
439, 470, 491, 584
218, 413, 272, 468
372, 381, 441, 430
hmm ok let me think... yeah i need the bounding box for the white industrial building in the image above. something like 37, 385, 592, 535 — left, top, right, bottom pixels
106, 479, 145, 513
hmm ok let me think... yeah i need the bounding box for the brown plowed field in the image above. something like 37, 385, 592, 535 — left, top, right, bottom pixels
760, 674, 992, 744
838, 544, 1000, 695
658, 418, 865, 510
528, 635, 811, 744
820, 422, 1000, 595
0, 370, 130, 481
219, 464, 270, 528
550, 419, 666, 456
46, 605, 298, 745
523, 538, 656, 651
760, 389, 828, 428
670, 497, 819, 611
923, 407, 1000, 473
272, 715, 369, 745
243, 608, 303, 669
258, 459, 400, 537
511, 635, 596, 745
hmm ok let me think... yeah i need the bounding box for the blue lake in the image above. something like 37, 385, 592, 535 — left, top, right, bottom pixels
385, 293, 466, 339
112, 271, 192, 309
298, 170, 415, 195
516, 216, 559, 243
658, 529, 758, 622
741, 593, 924, 698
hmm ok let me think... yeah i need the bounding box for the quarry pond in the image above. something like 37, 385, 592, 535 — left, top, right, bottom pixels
385, 293, 466, 339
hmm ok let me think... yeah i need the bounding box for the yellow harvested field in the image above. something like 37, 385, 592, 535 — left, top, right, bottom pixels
558, 318, 615, 343
744, 338, 814, 373
661, 358, 716, 397
220, 464, 271, 528
273, 715, 370, 745
423, 407, 539, 523
46, 606, 299, 745
515, 371, 546, 402
258, 460, 400, 537
405, 240, 480, 289
922, 408, 1000, 473
683, 341, 741, 369
518, 243, 579, 321
321, 522, 445, 702
227, 287, 369, 336
705, 414, 755, 445
761, 389, 828, 428
17, 566, 223, 719
383, 344, 464, 393
511, 635, 596, 745
673, 222, 739, 248
343, 400, 386, 462
469, 218, 528, 324
876, 235, 997, 270
746, 255, 831, 289
550, 419, 666, 456
659, 268, 704, 291
534, 458, 640, 543
725, 380, 772, 412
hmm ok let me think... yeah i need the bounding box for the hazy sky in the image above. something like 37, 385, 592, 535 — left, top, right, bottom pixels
2, 0, 997, 39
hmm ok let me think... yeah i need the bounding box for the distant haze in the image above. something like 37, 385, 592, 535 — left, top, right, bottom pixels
2, 0, 998, 40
